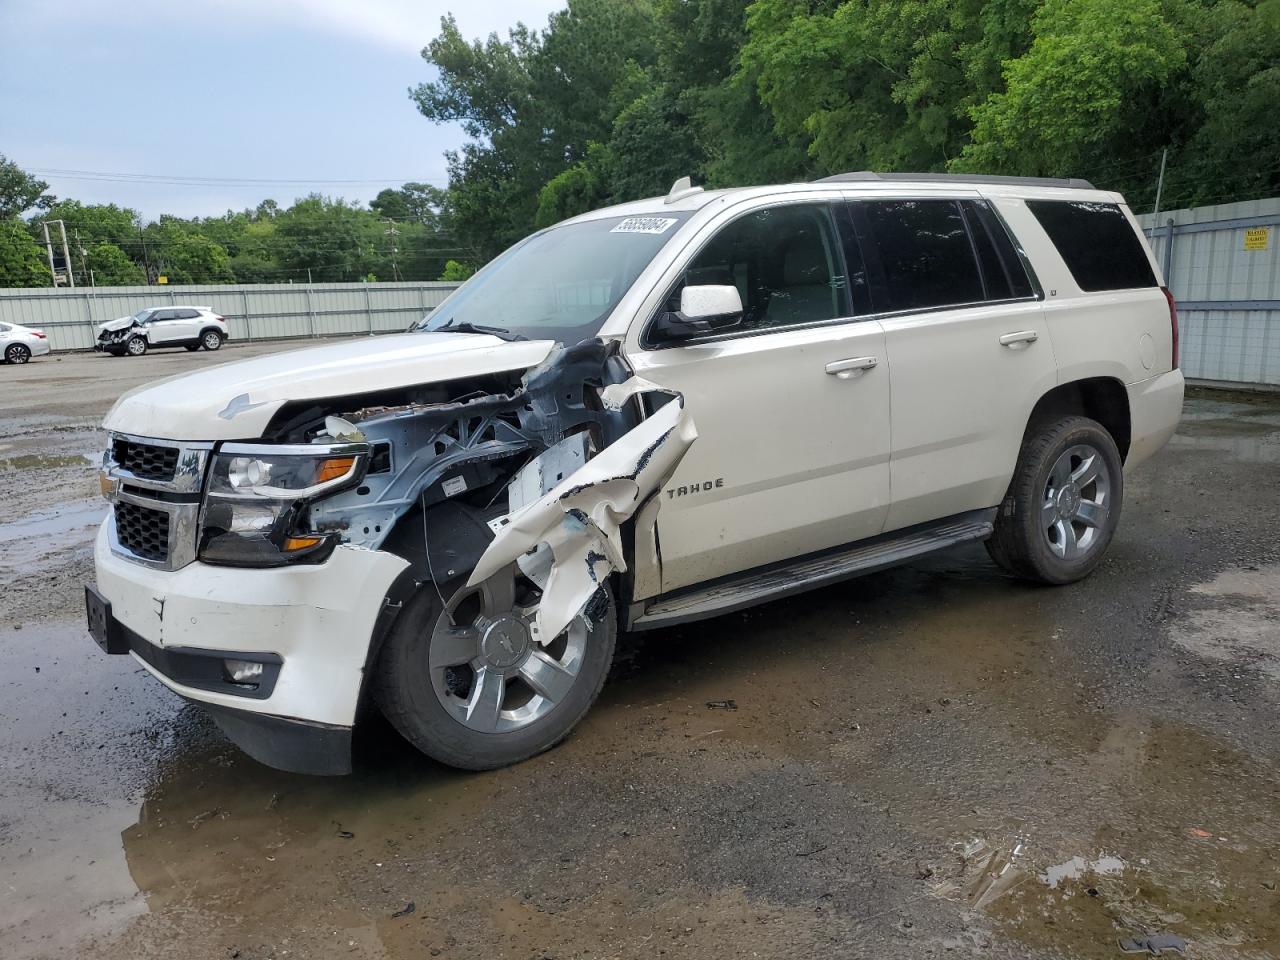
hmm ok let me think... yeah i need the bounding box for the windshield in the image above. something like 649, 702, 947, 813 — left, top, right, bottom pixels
418, 213, 690, 342
131, 309, 153, 322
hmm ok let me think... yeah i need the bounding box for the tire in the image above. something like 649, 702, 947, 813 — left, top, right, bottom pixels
185, 344, 200, 352
125, 335, 148, 357
986, 415, 1123, 585
5, 344, 31, 364
373, 567, 617, 770
201, 330, 224, 351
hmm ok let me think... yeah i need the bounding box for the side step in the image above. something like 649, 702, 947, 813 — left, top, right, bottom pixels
632, 509, 995, 631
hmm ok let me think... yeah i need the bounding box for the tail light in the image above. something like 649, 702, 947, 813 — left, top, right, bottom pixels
32, 331, 47, 339
1161, 286, 1179, 369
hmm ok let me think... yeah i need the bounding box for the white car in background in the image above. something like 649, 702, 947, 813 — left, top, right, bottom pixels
96, 306, 229, 357
0, 321, 51, 364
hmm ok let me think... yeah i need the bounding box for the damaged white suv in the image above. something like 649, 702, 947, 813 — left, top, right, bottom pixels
87, 173, 1183, 775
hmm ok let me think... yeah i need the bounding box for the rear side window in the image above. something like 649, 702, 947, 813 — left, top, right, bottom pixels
1026, 200, 1156, 291
861, 200, 984, 312
176, 309, 201, 319
960, 200, 1035, 301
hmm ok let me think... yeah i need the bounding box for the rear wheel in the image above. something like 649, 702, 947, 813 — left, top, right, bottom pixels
201, 330, 224, 351
125, 336, 148, 357
5, 344, 30, 364
986, 415, 1123, 585
374, 565, 616, 770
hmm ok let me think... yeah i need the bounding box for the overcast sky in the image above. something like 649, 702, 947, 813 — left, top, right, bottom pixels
0, 0, 563, 220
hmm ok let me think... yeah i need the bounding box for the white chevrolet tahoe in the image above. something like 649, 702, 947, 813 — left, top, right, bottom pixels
86, 173, 1184, 775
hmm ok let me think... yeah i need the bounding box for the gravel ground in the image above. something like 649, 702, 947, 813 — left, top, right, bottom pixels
1, 346, 1278, 960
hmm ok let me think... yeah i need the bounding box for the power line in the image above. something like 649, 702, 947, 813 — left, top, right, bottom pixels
31, 167, 450, 187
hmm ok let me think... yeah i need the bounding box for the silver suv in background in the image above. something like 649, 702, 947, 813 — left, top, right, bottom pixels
96, 306, 229, 357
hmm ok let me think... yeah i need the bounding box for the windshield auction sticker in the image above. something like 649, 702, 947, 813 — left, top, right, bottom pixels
611, 217, 678, 235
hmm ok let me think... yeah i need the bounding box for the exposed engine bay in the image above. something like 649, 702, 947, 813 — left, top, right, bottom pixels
259, 339, 696, 639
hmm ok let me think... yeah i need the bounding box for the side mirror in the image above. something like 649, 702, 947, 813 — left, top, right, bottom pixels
652, 284, 743, 341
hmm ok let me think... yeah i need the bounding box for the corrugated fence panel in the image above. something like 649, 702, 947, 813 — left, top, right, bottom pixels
0, 282, 461, 352
1139, 198, 1280, 386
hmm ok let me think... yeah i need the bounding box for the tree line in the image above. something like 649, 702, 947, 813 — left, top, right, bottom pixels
3, 0, 1278, 287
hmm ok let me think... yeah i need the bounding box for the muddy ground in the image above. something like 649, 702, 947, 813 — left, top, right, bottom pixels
1, 346, 1278, 960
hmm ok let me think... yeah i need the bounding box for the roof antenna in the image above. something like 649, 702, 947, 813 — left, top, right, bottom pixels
665, 176, 703, 204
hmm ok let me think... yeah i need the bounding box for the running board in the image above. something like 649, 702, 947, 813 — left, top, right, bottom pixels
632, 509, 995, 630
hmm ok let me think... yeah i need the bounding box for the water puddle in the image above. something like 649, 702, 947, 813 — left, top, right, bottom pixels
1171, 563, 1280, 680
0, 499, 106, 569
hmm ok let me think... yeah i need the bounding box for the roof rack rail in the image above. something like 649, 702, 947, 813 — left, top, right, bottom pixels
814, 171, 1096, 190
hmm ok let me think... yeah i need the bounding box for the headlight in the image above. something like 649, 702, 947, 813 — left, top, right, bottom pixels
199, 443, 367, 566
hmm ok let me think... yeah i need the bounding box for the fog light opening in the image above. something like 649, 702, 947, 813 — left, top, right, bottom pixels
224, 658, 265, 686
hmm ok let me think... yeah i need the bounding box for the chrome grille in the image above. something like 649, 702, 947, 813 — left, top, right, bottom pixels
113, 438, 180, 482
103, 434, 212, 571
114, 501, 171, 563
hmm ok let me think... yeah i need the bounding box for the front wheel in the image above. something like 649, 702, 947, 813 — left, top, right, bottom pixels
5, 344, 31, 364
373, 565, 617, 770
125, 335, 148, 357
986, 415, 1123, 585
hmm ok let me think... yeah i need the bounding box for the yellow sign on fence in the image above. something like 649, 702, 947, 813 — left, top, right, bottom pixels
1243, 227, 1270, 251
156, 275, 168, 284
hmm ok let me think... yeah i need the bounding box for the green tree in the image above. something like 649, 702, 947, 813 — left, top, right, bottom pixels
146, 219, 235, 283
957, 0, 1188, 179
439, 259, 475, 281
84, 243, 145, 285
0, 156, 53, 218
0, 218, 49, 286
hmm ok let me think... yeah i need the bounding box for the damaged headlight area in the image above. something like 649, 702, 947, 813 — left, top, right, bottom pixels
199, 443, 368, 566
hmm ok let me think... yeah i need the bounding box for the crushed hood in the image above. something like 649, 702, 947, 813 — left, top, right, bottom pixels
99, 316, 137, 332
102, 332, 558, 441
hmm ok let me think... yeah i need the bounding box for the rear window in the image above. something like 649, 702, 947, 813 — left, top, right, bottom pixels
862, 199, 984, 312
1026, 200, 1156, 292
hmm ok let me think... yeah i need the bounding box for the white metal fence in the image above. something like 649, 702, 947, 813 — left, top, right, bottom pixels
1138, 197, 1280, 387
0, 281, 462, 352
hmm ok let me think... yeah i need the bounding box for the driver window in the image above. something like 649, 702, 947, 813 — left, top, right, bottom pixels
667, 203, 852, 333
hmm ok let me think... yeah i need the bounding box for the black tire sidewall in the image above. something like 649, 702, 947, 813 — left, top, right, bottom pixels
6, 345, 30, 364
375, 581, 617, 770
203, 331, 223, 350
1022, 419, 1124, 584
127, 336, 147, 356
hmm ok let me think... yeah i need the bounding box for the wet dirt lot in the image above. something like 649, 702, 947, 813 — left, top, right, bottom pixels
1, 348, 1278, 960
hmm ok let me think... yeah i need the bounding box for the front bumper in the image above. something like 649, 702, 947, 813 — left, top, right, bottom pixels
90, 518, 409, 772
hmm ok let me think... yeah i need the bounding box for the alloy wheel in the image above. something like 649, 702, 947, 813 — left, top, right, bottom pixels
429, 564, 587, 734
6, 345, 30, 364
1042, 443, 1111, 561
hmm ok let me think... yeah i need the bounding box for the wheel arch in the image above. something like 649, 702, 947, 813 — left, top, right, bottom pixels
1025, 377, 1131, 463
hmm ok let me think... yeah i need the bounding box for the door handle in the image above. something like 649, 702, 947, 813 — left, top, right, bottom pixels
999, 330, 1039, 347
825, 356, 878, 379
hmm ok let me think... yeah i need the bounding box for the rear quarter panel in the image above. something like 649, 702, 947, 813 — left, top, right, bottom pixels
994, 197, 1173, 388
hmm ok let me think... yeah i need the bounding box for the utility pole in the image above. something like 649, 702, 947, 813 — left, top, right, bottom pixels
41, 220, 74, 287
1153, 148, 1168, 218
75, 229, 88, 287
42, 222, 57, 287
383, 218, 401, 282
138, 226, 153, 283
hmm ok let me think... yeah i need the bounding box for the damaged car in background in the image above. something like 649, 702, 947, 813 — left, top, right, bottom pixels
86, 173, 1183, 774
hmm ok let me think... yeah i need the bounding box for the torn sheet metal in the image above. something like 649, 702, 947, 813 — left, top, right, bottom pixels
469, 381, 696, 643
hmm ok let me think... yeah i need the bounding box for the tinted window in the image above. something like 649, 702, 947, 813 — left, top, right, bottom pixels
668, 203, 851, 333
1027, 200, 1156, 291
176, 309, 201, 319
960, 200, 1035, 301
862, 200, 984, 312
